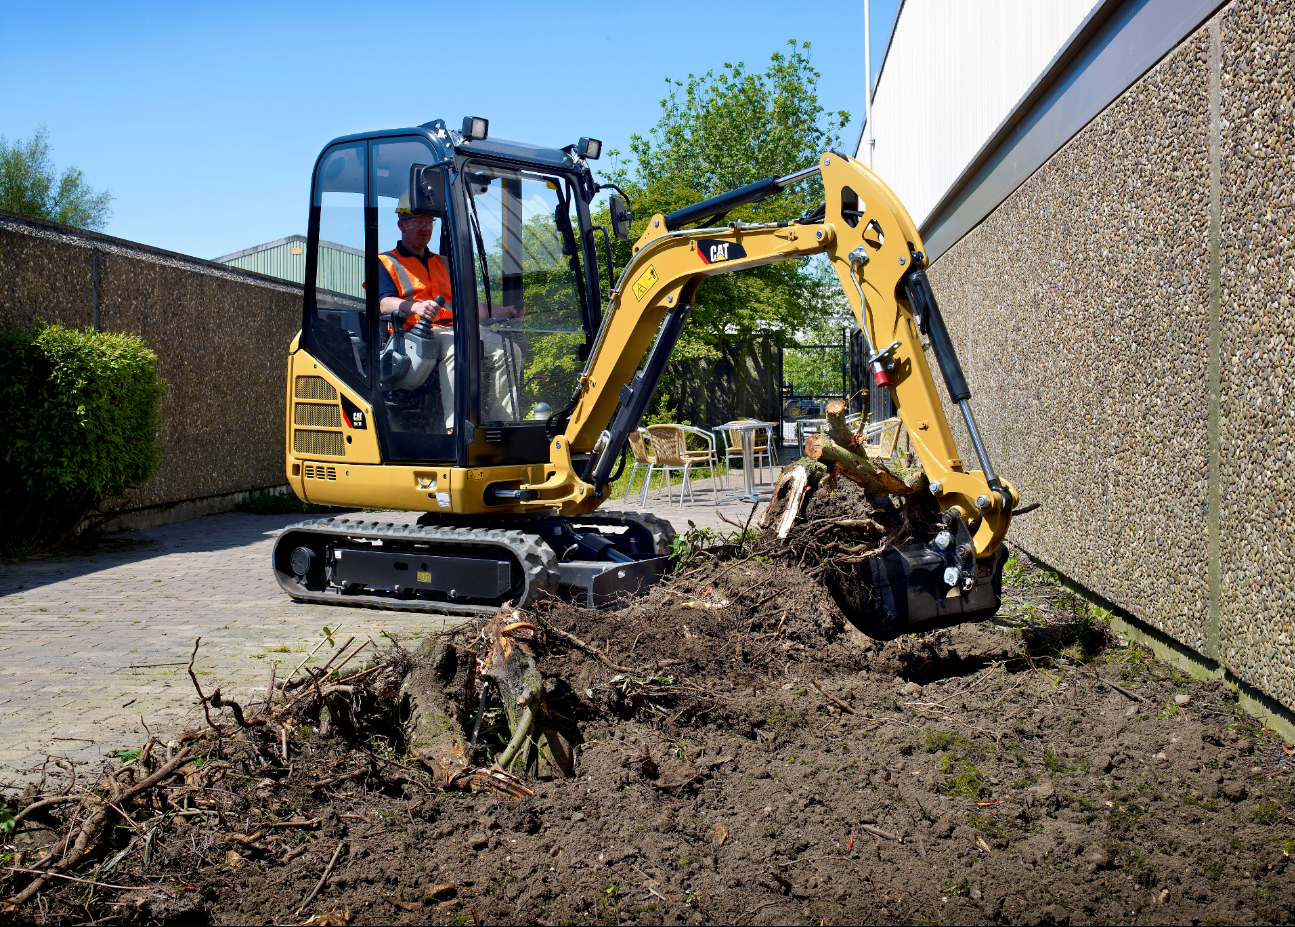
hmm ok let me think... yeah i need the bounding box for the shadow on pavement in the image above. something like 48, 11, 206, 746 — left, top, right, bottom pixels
0, 511, 360, 596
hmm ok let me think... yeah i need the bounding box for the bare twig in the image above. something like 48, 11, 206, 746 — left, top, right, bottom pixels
812, 680, 857, 715
186, 639, 220, 735
1086, 672, 1148, 704
297, 841, 345, 917
536, 617, 637, 673
11, 796, 81, 827
2, 868, 141, 892
861, 824, 902, 842
283, 634, 335, 689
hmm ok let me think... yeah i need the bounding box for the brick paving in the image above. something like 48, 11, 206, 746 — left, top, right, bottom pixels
0, 477, 774, 782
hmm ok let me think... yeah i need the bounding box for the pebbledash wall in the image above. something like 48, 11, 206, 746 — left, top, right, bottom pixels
0, 210, 302, 528
907, 0, 1295, 719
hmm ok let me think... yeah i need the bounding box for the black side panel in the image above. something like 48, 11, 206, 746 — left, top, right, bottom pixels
332, 548, 511, 598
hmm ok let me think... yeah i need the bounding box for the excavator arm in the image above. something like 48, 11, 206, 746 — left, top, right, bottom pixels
522, 151, 1017, 562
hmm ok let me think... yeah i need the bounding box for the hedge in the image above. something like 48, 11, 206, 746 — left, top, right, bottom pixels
0, 323, 164, 552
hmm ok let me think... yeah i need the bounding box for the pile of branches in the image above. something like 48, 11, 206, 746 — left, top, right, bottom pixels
0, 621, 547, 918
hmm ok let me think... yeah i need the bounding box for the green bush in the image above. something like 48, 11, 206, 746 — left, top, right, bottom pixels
0, 323, 164, 552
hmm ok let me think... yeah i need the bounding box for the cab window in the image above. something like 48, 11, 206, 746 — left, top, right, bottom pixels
371, 137, 456, 451
463, 164, 588, 426
308, 142, 368, 383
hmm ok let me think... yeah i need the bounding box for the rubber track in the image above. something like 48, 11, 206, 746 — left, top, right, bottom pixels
274, 517, 560, 617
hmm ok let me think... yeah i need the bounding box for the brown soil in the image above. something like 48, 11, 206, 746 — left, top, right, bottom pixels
4, 525, 1295, 926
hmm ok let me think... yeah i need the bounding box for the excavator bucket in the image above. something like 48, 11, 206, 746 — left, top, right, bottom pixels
824, 513, 1010, 640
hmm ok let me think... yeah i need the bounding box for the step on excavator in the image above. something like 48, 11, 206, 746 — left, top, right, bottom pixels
273, 116, 1018, 639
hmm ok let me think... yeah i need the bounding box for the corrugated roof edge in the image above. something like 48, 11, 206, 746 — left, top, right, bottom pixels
0, 208, 303, 294
213, 235, 306, 264
919, 0, 1228, 260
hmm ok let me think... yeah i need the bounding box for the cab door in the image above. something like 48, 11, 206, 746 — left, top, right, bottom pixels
368, 136, 458, 464
458, 162, 594, 467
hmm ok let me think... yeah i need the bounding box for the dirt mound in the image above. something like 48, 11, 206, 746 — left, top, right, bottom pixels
4, 546, 1295, 926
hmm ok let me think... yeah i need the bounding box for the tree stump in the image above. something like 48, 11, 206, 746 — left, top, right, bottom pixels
481, 610, 575, 778
401, 639, 477, 785
761, 459, 825, 539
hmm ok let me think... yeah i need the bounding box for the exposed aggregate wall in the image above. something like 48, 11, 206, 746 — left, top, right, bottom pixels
927, 0, 1295, 712
0, 213, 302, 516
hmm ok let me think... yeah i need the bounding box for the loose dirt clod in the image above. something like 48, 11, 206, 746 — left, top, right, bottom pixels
4, 525, 1295, 924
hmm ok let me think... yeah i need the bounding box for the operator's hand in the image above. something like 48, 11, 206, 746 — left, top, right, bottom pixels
411, 298, 447, 322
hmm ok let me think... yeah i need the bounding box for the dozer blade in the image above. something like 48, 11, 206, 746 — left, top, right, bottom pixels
824, 513, 1009, 640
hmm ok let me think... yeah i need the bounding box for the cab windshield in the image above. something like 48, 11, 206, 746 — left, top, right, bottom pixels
463, 163, 588, 425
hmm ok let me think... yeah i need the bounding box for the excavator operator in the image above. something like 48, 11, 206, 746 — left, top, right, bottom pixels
377, 195, 454, 328
378, 196, 525, 429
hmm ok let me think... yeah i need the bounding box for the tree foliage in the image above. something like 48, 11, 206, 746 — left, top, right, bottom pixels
0, 125, 113, 231
599, 41, 851, 360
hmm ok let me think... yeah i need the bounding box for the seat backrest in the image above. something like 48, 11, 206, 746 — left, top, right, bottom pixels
646, 425, 688, 466
676, 424, 715, 453
626, 429, 652, 464
866, 417, 903, 458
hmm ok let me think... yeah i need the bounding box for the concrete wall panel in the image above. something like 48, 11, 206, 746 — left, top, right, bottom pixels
0, 212, 302, 519
1218, 0, 1295, 707
927, 25, 1216, 654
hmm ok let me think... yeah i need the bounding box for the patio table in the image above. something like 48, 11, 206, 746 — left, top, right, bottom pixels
716, 420, 777, 504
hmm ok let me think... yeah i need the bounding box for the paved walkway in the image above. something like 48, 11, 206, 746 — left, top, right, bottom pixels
0, 480, 773, 782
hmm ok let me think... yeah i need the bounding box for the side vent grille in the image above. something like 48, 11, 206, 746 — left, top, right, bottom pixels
294, 429, 345, 457
303, 464, 338, 481
294, 402, 343, 428
295, 376, 337, 401
485, 427, 504, 443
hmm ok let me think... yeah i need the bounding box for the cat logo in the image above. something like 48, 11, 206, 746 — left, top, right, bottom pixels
696, 239, 747, 266
340, 394, 367, 430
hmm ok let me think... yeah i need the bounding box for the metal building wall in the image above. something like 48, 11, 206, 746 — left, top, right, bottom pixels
217, 236, 364, 298
859, 0, 1097, 228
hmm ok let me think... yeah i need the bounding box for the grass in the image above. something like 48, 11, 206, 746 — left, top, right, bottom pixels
940, 756, 986, 798
926, 730, 970, 753
239, 489, 345, 516
967, 812, 1005, 839
768, 708, 807, 728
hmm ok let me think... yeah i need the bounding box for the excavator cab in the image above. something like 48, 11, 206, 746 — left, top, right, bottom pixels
280, 118, 674, 615
300, 120, 603, 471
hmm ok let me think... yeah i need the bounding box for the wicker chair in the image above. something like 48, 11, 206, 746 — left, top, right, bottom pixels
644, 425, 698, 508
623, 429, 656, 504
676, 424, 720, 500
862, 417, 903, 460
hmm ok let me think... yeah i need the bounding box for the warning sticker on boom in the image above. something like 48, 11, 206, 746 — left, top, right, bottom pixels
632, 264, 659, 301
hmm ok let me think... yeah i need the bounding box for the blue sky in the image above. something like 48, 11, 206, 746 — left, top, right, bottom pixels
1, 0, 899, 261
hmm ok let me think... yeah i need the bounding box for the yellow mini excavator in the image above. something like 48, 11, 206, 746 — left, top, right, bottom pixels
273, 117, 1018, 639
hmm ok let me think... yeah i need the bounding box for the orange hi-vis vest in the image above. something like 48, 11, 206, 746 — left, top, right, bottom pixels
378, 248, 454, 327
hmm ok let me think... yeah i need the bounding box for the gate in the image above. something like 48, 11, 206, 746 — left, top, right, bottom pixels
778, 328, 897, 453
778, 330, 847, 450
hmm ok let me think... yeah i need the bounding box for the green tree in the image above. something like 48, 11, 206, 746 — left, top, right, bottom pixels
596, 42, 852, 418
0, 125, 113, 230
